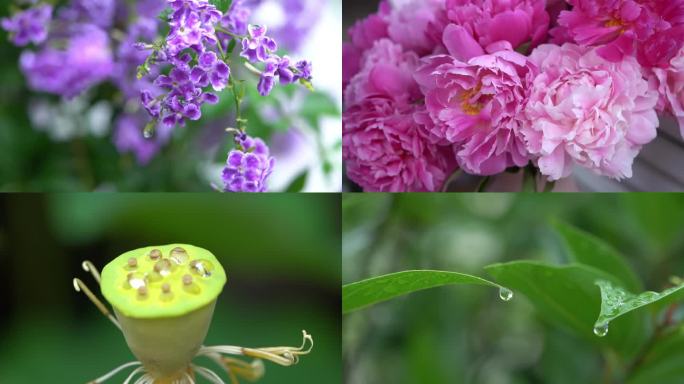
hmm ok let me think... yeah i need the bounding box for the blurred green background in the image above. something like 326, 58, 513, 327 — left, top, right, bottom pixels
342, 194, 684, 384
0, 193, 340, 383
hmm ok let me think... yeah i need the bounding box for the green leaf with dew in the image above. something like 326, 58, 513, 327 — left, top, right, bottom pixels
342, 270, 508, 314
485, 260, 647, 358
594, 280, 684, 336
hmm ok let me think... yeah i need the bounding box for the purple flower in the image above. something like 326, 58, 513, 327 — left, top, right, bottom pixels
19, 24, 113, 98
294, 60, 312, 81
221, 0, 251, 36
240, 24, 277, 63
190, 51, 231, 91
222, 135, 275, 192
65, 0, 116, 29
1, 4, 52, 46
166, 0, 222, 55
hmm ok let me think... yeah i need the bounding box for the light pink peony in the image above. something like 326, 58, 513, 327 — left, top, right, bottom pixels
555, 0, 684, 67
652, 47, 684, 137
414, 47, 536, 175
443, 0, 550, 51
343, 39, 455, 191
522, 43, 659, 180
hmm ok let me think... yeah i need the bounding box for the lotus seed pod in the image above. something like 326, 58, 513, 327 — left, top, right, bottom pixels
100, 244, 227, 380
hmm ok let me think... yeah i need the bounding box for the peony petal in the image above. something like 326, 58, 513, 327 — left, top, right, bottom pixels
442, 24, 484, 62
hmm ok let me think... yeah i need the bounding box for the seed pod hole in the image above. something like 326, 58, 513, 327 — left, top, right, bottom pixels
148, 248, 162, 260
182, 274, 201, 294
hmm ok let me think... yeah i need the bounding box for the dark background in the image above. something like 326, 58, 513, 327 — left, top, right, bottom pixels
0, 193, 341, 383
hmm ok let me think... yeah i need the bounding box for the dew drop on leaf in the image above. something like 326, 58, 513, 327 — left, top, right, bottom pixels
593, 323, 609, 337
499, 287, 513, 302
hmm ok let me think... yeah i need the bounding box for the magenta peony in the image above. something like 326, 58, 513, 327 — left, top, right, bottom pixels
343, 1, 391, 90
522, 43, 658, 180
343, 39, 455, 191
443, 0, 550, 51
414, 48, 536, 175
652, 47, 684, 137
387, 0, 444, 55
555, 0, 684, 67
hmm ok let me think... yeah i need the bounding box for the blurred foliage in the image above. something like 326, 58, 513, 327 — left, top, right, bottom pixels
0, 193, 340, 383
342, 194, 684, 384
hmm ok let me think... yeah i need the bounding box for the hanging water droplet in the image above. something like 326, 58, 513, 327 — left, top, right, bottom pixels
189, 259, 214, 277
143, 122, 155, 139
593, 323, 609, 337
499, 287, 513, 301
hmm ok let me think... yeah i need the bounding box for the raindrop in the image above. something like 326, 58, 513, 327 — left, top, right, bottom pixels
153, 258, 174, 277
189, 259, 214, 278
593, 323, 609, 337
169, 247, 189, 265
499, 287, 513, 302
126, 272, 147, 290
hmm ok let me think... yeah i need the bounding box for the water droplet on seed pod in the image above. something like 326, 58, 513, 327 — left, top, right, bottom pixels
189, 259, 214, 277
170, 247, 189, 265
126, 272, 147, 290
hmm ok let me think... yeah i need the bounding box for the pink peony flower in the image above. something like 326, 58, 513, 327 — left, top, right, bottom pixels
343, 98, 454, 192
343, 1, 391, 90
347, 0, 390, 51
387, 0, 445, 55
343, 39, 455, 191
344, 39, 421, 108
443, 0, 550, 51
414, 48, 536, 175
556, 0, 684, 67
652, 47, 684, 137
522, 43, 659, 180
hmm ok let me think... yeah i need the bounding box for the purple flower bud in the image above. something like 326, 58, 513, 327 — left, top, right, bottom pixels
1, 4, 53, 47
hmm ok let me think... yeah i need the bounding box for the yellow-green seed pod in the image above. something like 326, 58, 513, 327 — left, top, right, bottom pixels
100, 244, 227, 380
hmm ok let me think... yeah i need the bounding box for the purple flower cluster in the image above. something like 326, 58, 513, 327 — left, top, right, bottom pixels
1, 4, 52, 46
222, 134, 275, 192
240, 24, 313, 96
19, 24, 114, 98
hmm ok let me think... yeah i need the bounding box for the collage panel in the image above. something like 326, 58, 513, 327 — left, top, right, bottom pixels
342, 193, 684, 383
0, 0, 342, 192
343, 1, 684, 192
0, 193, 341, 383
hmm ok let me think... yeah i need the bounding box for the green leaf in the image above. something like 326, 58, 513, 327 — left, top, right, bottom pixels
553, 220, 642, 292
285, 171, 308, 192
342, 270, 507, 314
484, 261, 647, 358
628, 327, 684, 384
594, 280, 684, 334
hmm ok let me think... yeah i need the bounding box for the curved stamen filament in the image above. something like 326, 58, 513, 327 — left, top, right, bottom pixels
192, 365, 226, 384
88, 361, 141, 384
82, 260, 102, 284
199, 330, 314, 366
73, 278, 121, 330
123, 366, 145, 384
